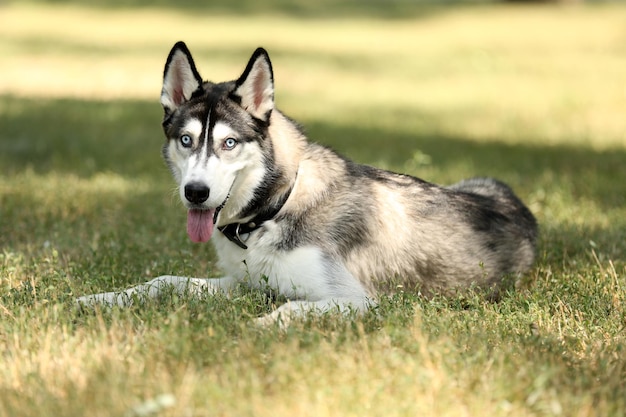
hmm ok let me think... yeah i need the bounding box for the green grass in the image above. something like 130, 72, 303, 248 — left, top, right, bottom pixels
1, 2, 625, 416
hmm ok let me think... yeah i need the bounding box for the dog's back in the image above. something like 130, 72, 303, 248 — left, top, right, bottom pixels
278, 140, 538, 298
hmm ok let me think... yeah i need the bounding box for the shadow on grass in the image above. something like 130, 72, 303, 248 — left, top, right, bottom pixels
0, 96, 167, 180
2, 95, 625, 207
1, 95, 624, 273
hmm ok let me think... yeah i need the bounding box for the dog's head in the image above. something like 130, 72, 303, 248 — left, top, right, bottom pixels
160, 42, 275, 243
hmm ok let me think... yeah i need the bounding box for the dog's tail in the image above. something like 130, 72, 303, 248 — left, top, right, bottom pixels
448, 177, 538, 248
448, 177, 513, 200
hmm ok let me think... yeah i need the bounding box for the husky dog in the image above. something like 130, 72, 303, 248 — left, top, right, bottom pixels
77, 42, 537, 325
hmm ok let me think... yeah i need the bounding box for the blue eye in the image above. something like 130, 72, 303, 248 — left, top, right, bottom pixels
180, 134, 192, 148
223, 138, 237, 150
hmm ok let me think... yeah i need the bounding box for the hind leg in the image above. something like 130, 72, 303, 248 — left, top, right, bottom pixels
254, 296, 372, 328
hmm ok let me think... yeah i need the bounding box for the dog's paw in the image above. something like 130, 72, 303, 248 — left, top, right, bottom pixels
74, 291, 127, 312
74, 294, 104, 313
74, 295, 96, 314
253, 308, 293, 329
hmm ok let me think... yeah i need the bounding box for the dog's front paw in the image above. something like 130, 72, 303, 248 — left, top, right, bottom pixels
74, 295, 97, 314
74, 294, 103, 313
74, 291, 128, 312
254, 308, 293, 329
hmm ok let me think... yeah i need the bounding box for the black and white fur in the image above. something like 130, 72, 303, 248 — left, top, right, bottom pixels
77, 42, 538, 325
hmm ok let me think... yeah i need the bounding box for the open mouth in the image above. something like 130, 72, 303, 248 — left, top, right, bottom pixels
186, 193, 230, 243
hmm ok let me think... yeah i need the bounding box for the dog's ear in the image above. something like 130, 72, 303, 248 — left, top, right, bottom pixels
232, 48, 274, 123
161, 41, 203, 115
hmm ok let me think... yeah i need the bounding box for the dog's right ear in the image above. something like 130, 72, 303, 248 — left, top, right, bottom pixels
161, 42, 203, 115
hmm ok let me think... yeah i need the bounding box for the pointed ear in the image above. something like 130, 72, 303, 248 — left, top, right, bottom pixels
232, 48, 274, 122
161, 41, 203, 115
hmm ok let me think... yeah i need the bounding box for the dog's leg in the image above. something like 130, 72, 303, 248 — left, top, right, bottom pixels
254, 296, 372, 328
75, 275, 237, 309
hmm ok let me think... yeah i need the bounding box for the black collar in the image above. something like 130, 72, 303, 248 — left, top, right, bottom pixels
217, 187, 292, 250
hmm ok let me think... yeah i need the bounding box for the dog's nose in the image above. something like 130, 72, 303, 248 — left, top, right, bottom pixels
184, 182, 210, 204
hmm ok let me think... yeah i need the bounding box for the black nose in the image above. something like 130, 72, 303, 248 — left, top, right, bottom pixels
184, 182, 210, 204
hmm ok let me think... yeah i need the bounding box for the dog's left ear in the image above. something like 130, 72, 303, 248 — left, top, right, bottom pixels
161, 41, 203, 115
232, 48, 274, 123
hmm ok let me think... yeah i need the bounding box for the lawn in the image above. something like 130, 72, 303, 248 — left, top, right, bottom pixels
1, 2, 625, 416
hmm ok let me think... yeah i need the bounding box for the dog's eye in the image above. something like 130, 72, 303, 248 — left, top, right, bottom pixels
223, 138, 238, 150
180, 134, 192, 148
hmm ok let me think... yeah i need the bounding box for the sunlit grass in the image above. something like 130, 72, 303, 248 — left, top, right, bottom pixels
1, 2, 625, 417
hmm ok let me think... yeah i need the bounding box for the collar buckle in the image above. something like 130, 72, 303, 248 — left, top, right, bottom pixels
218, 221, 257, 250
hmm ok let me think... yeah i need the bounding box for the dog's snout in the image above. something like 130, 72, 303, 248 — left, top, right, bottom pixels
184, 182, 210, 204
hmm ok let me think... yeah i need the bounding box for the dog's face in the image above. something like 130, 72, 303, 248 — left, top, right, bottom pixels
160, 42, 275, 243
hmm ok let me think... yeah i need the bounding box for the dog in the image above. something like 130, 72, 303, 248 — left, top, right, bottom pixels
77, 42, 538, 325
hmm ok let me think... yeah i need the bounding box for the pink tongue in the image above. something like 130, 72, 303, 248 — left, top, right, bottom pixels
187, 209, 216, 243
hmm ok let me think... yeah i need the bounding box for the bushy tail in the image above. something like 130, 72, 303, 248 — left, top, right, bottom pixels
448, 177, 538, 247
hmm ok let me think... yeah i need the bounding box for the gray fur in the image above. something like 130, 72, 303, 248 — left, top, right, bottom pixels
161, 44, 538, 298
275, 150, 537, 298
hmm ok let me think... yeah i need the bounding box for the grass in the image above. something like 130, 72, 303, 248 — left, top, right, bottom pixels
1, 2, 625, 416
